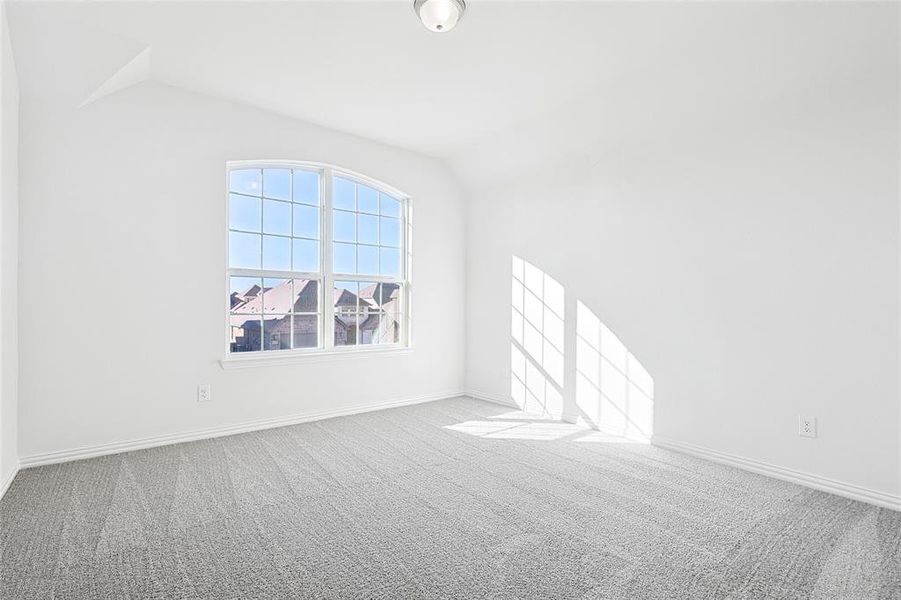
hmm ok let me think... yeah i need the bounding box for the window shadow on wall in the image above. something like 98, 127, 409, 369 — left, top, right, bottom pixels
510, 256, 565, 418
509, 256, 654, 441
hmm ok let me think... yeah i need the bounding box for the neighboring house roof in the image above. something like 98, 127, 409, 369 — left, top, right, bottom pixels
359, 283, 400, 309
242, 284, 262, 298
233, 279, 319, 314
232, 282, 397, 334
231, 283, 269, 312
334, 288, 359, 309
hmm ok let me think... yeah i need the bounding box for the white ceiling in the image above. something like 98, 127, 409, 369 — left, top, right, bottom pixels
7, 1, 895, 162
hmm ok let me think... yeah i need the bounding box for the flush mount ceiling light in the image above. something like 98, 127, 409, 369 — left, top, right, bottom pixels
413, 0, 466, 33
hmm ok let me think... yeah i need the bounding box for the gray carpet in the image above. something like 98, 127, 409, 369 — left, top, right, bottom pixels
1, 396, 899, 599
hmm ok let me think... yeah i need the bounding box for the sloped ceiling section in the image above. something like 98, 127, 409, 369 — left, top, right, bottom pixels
446, 3, 900, 188
6, 0, 698, 155
6, 4, 150, 109
7, 1, 897, 187
79, 46, 151, 109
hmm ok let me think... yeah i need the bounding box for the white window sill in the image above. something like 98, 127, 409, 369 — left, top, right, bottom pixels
220, 346, 412, 370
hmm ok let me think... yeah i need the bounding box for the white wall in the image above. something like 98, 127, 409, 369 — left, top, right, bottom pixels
460, 3, 900, 497
8, 1, 900, 505
0, 3, 19, 491
17, 82, 466, 459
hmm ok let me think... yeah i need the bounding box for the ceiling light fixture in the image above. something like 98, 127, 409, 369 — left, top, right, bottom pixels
413, 0, 466, 33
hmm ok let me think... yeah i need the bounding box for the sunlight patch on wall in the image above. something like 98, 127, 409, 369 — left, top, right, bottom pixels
576, 301, 654, 440
507, 256, 654, 440
510, 256, 565, 417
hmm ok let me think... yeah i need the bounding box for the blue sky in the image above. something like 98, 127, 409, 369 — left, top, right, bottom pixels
229, 169, 403, 280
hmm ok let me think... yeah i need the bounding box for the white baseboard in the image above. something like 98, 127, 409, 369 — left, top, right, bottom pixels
0, 462, 19, 500
464, 389, 519, 409
19, 390, 465, 469
652, 435, 901, 512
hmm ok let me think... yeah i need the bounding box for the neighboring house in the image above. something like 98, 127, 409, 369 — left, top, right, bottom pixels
359, 282, 400, 308
230, 279, 320, 351
359, 283, 401, 344
230, 284, 263, 310
230, 280, 400, 351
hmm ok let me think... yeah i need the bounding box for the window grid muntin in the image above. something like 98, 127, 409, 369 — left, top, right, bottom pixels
332, 280, 404, 347
226, 162, 408, 357
228, 275, 322, 353
331, 178, 403, 279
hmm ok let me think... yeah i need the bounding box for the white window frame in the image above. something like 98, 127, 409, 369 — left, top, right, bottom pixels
222, 160, 412, 368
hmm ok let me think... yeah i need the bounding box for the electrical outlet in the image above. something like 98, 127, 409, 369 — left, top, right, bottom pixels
198, 384, 211, 403
798, 416, 816, 438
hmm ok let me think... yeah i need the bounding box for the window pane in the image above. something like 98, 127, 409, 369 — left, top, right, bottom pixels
263, 200, 291, 235
230, 314, 260, 352
230, 277, 262, 313
261, 278, 289, 314
292, 239, 319, 272
229, 166, 406, 355
262, 235, 291, 270
332, 281, 402, 346
229, 232, 261, 269
230, 169, 261, 196
382, 291, 402, 324
229, 194, 261, 232
262, 315, 291, 351
380, 193, 401, 217
291, 279, 319, 313
358, 245, 378, 275
358, 185, 378, 214
333, 210, 355, 242
334, 281, 359, 313
386, 315, 402, 344
334, 177, 355, 210
380, 247, 401, 277
380, 216, 401, 247
293, 170, 319, 205
335, 313, 360, 346
263, 169, 291, 200
361, 312, 401, 345
334, 242, 356, 273
361, 282, 402, 344
293, 204, 319, 239
334, 281, 359, 346
293, 314, 319, 349
358, 214, 378, 245
360, 282, 401, 309
359, 313, 380, 345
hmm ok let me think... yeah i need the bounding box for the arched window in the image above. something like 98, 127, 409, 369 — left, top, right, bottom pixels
226, 161, 409, 358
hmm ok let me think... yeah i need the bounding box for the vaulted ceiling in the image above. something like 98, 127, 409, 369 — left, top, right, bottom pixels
7, 1, 896, 183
